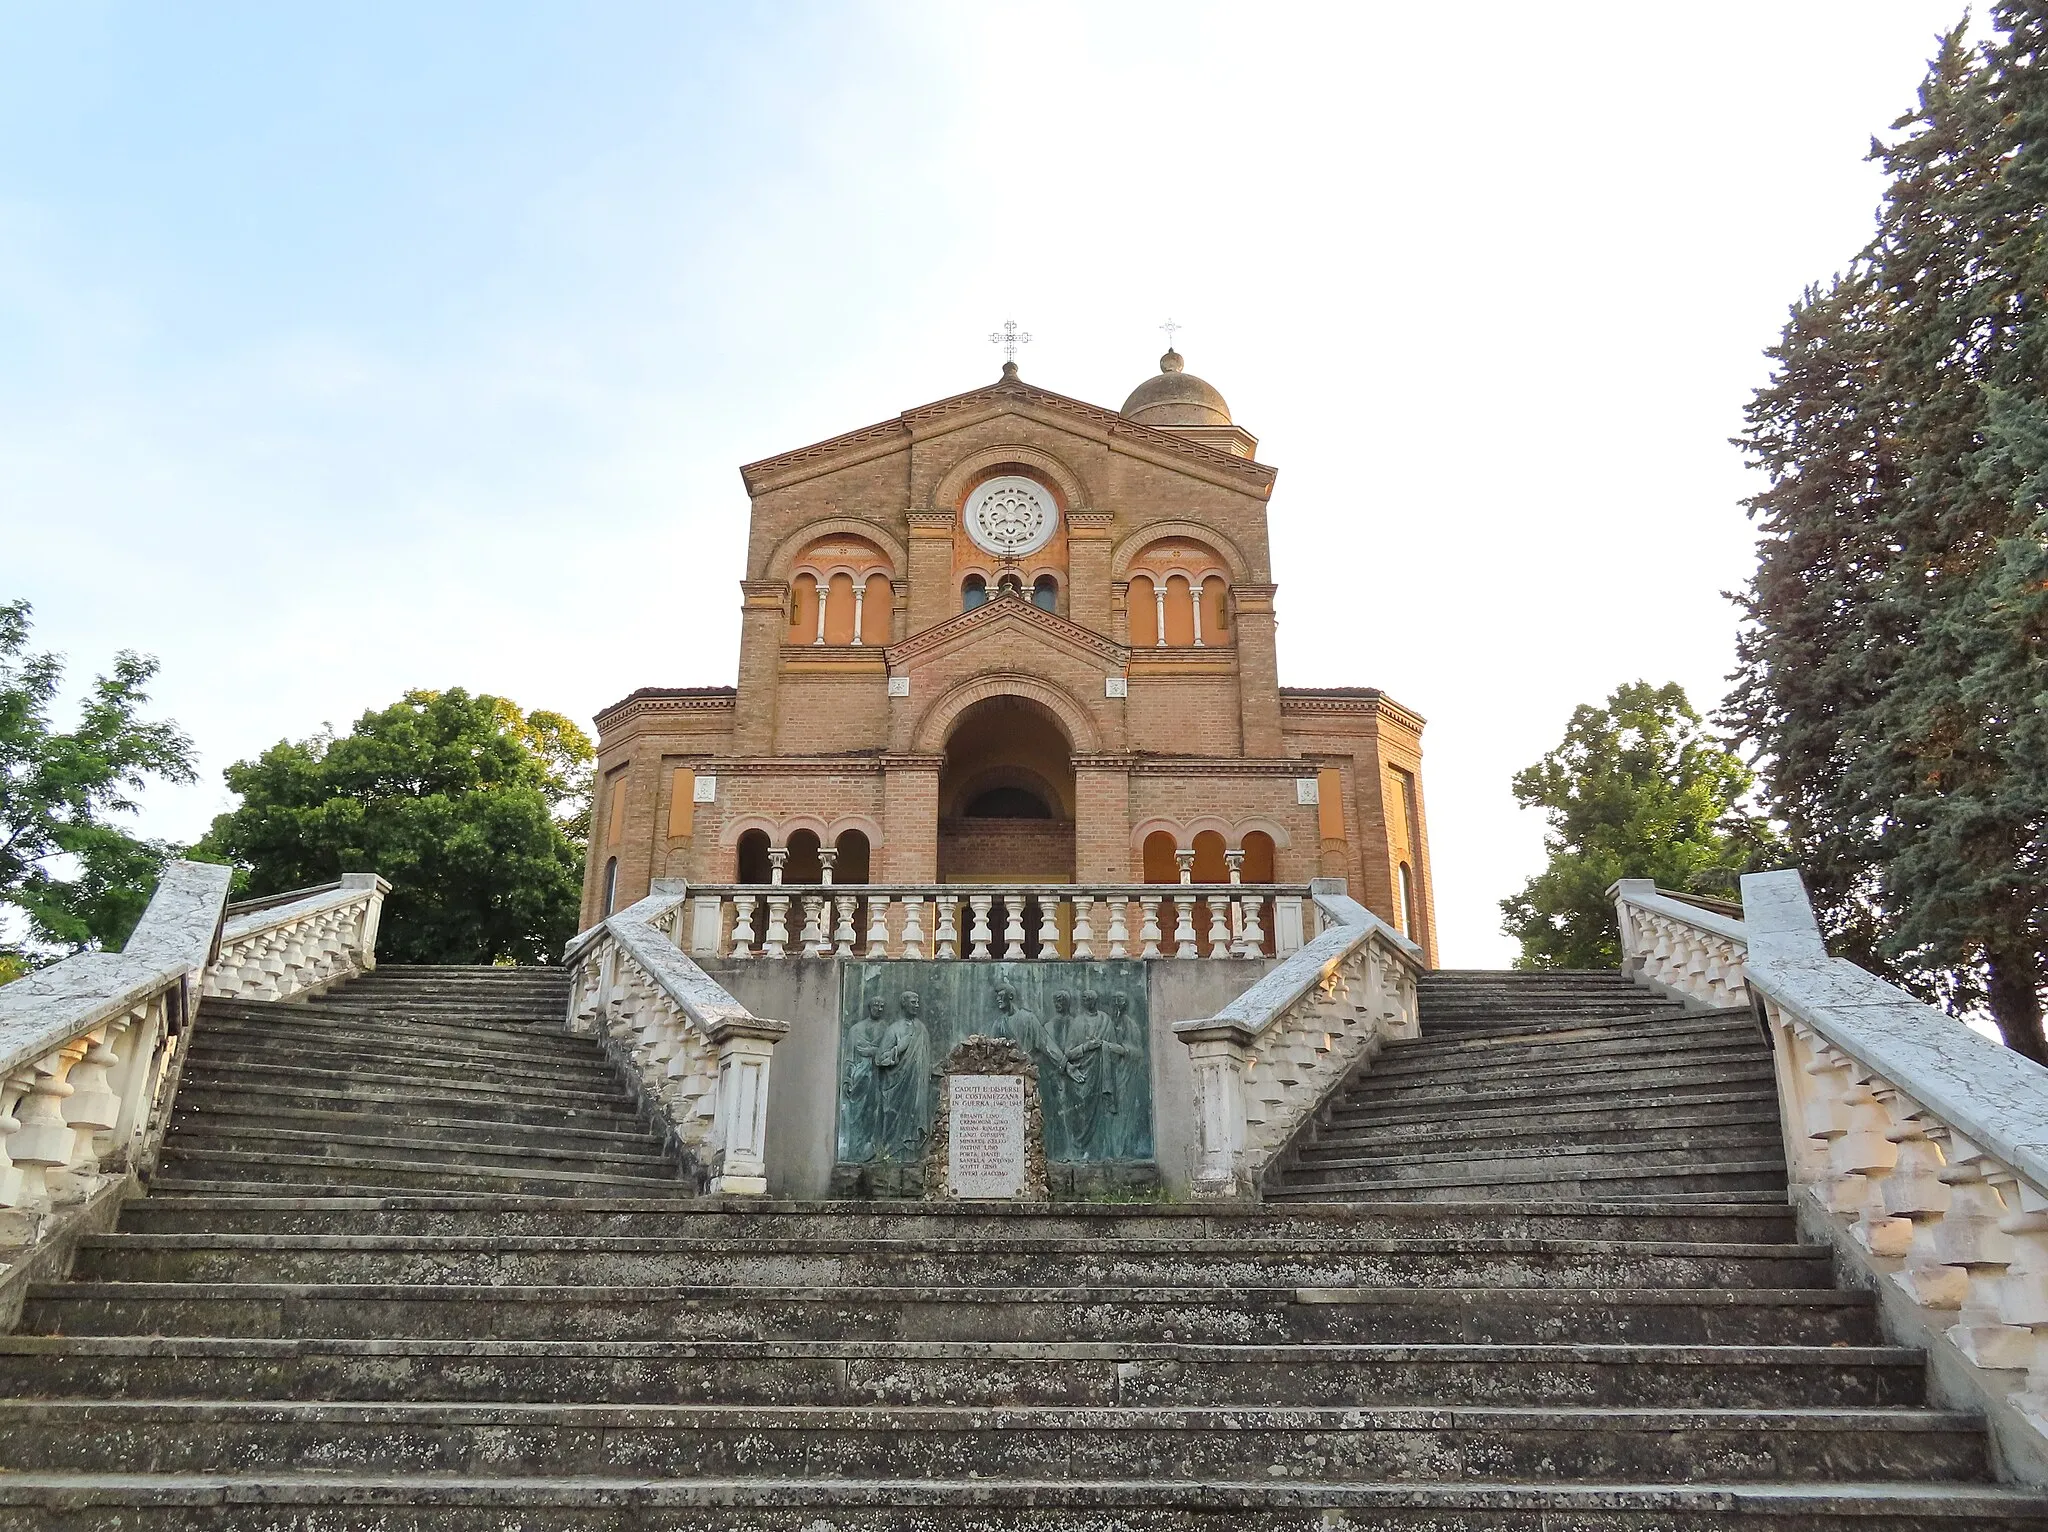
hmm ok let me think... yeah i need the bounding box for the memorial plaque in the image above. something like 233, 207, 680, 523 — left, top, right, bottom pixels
947, 1074, 1027, 1199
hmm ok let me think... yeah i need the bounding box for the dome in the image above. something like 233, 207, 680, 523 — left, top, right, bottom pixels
1120, 349, 1232, 427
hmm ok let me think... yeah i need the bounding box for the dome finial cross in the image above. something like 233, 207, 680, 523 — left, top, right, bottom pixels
988, 319, 1032, 366
1159, 318, 1182, 349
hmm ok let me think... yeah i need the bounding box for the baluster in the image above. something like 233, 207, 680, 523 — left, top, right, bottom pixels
62, 1023, 123, 1178
730, 893, 758, 959
1002, 897, 1027, 961
1035, 892, 1061, 959
1942, 1146, 2029, 1367
763, 894, 791, 958
933, 896, 958, 960
1997, 1181, 2048, 1420
1137, 895, 1163, 959
1105, 897, 1130, 959
1205, 894, 1231, 958
1237, 892, 1266, 958
833, 894, 857, 956
0, 1070, 36, 1219
106, 999, 164, 1168
1173, 894, 1199, 959
1071, 896, 1097, 960
9, 1044, 86, 1215
900, 896, 925, 960
864, 896, 891, 957
967, 895, 994, 960
805, 895, 833, 958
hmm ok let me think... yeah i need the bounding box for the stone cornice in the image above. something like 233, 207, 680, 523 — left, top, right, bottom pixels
594, 688, 738, 731
886, 592, 1130, 672
1128, 757, 1314, 777
739, 376, 1276, 499
1280, 688, 1428, 734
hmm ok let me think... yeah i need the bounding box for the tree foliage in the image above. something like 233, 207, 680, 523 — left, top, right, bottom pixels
197, 688, 593, 966
0, 599, 196, 965
1502, 682, 1778, 970
1727, 6, 2048, 1059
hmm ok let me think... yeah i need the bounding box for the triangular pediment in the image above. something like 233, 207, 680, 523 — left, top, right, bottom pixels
739, 375, 1275, 497
886, 592, 1129, 674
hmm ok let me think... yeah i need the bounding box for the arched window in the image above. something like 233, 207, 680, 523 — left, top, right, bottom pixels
1128, 576, 1158, 646
996, 571, 1023, 599
1142, 830, 1180, 884
1128, 537, 1232, 649
787, 575, 820, 644
602, 857, 619, 917
1240, 830, 1277, 884
1031, 574, 1058, 613
789, 534, 894, 646
1397, 862, 1417, 938
736, 829, 772, 884
783, 828, 823, 885
833, 829, 871, 884
1191, 829, 1228, 883
963, 574, 988, 611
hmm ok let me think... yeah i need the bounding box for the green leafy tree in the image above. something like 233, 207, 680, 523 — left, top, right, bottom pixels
197, 689, 593, 966
1502, 682, 1778, 970
1728, 6, 2048, 1059
0, 599, 197, 966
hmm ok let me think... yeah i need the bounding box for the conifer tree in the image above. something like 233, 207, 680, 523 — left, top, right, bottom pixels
1730, 6, 2048, 1058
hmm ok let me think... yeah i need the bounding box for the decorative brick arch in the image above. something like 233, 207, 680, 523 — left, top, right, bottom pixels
1111, 521, 1251, 584
912, 672, 1103, 755
824, 813, 884, 848
1129, 816, 1188, 851
759, 518, 908, 584
930, 443, 1091, 514
1232, 815, 1293, 851
718, 814, 782, 850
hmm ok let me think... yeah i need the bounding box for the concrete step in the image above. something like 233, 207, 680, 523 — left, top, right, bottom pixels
65, 1233, 1838, 1291
1284, 1134, 1787, 1182
169, 1103, 657, 1154
192, 1009, 602, 1065
1310, 1100, 1781, 1152
170, 1079, 645, 1131
1342, 1043, 1774, 1095
187, 1058, 635, 1113
1327, 1060, 1777, 1114
155, 1147, 688, 1198
154, 1125, 671, 1177
1269, 1161, 1789, 1204
18, 1281, 1881, 1346
1322, 1081, 1779, 1135
115, 1194, 1804, 1246
0, 1399, 1990, 1483
1, 1475, 2043, 1532
1379, 1014, 1758, 1066
185, 1034, 617, 1092
0, 1335, 1928, 1408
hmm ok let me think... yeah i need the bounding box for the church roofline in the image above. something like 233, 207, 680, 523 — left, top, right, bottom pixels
1279, 687, 1428, 732
593, 686, 737, 730
738, 373, 1276, 498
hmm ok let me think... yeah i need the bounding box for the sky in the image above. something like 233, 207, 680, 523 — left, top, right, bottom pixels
0, 1, 1972, 966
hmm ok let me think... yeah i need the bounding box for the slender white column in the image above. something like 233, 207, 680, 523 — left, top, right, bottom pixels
1154, 584, 1168, 647
851, 583, 865, 645
767, 848, 788, 886
818, 847, 837, 887
1191, 582, 1204, 647
814, 587, 828, 644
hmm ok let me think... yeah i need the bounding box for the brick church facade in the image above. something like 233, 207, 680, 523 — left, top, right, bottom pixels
579, 349, 1438, 964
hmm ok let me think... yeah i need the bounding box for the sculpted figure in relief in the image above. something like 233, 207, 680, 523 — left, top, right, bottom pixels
875, 989, 934, 1159
990, 979, 1065, 1119
840, 992, 887, 1162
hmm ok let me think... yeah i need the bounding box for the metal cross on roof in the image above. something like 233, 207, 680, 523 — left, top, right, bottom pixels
1160, 318, 1182, 347
989, 320, 1032, 364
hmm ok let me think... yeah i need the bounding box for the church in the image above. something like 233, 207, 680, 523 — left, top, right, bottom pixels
578, 343, 1437, 964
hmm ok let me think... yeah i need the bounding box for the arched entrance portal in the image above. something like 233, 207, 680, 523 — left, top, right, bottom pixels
937, 695, 1076, 882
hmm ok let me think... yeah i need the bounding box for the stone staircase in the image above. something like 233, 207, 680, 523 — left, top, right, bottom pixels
0, 965, 2041, 1528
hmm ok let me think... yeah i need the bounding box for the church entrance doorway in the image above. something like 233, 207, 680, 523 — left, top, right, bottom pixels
937, 695, 1076, 883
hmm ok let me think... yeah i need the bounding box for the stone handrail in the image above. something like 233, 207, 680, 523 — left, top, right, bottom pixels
1611, 877, 1750, 1008
1617, 867, 2048, 1469
0, 861, 386, 1252
204, 873, 389, 1002
564, 887, 787, 1195
1174, 880, 1424, 1199
680, 882, 1312, 962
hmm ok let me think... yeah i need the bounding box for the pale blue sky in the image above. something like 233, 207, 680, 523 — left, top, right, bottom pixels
1, 2, 1968, 963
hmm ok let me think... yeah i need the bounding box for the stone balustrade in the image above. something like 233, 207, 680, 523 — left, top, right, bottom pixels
0, 861, 385, 1252
680, 882, 1312, 963
563, 886, 788, 1195
1616, 866, 2048, 1469
1175, 880, 1424, 1199
203, 874, 389, 1002
1611, 878, 1750, 1008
